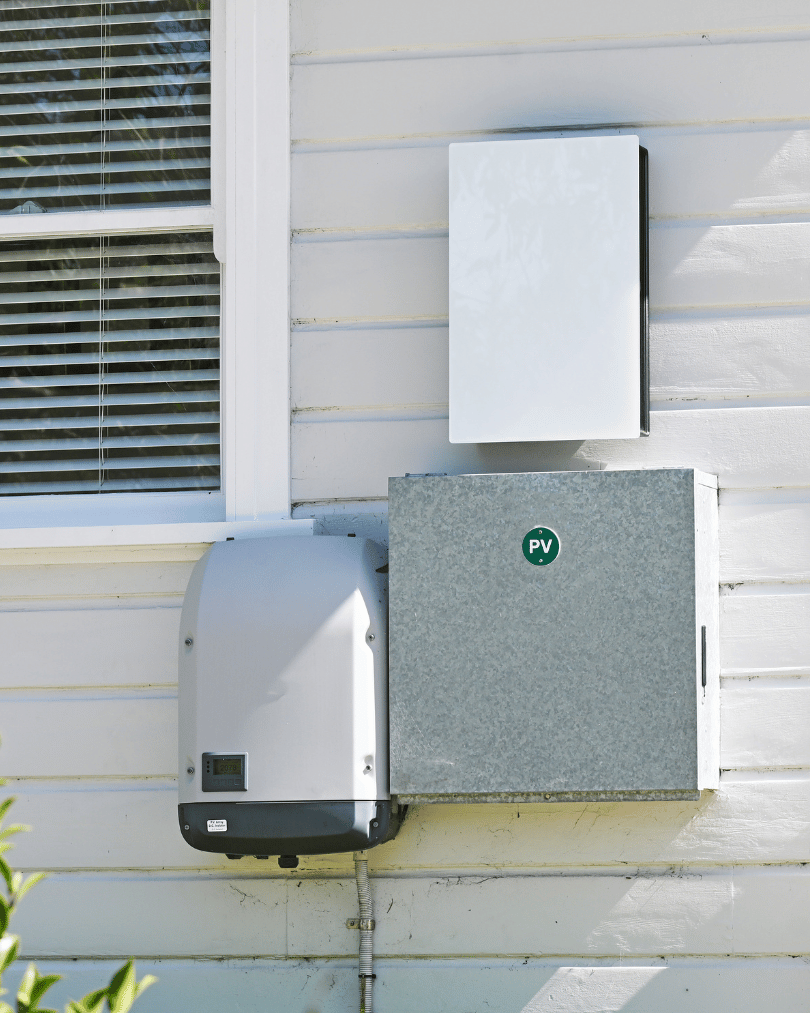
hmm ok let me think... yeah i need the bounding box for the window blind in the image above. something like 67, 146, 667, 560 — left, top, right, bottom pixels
0, 231, 220, 494
0, 0, 210, 213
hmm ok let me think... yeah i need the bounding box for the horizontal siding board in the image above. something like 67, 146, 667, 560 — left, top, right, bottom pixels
17, 867, 810, 957
294, 493, 810, 588
292, 145, 451, 231
291, 2, 810, 56
18, 957, 810, 1013
0, 693, 177, 777
0, 545, 208, 567
14, 873, 288, 958
0, 562, 195, 602
0, 609, 180, 688
292, 328, 449, 411
652, 313, 810, 402
721, 680, 810, 769
654, 222, 810, 310
291, 225, 810, 324
292, 41, 810, 142
291, 314, 810, 415
9, 776, 810, 871
720, 491, 810, 582
287, 873, 737, 958
291, 127, 810, 230
721, 592, 810, 672
292, 235, 448, 323
290, 407, 810, 501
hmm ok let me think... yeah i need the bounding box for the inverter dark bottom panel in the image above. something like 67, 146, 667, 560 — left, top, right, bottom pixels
179, 800, 400, 857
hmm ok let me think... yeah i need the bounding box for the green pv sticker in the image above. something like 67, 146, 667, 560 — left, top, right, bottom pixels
522, 526, 560, 566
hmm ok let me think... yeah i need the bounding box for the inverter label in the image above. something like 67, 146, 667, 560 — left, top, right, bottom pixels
207, 819, 227, 832
522, 527, 560, 566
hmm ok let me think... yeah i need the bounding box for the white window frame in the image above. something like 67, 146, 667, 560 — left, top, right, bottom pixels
0, 0, 303, 547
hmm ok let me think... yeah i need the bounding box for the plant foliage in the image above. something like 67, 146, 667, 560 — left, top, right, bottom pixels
0, 773, 155, 1013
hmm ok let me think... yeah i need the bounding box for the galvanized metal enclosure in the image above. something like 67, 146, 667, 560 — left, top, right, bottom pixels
389, 469, 719, 801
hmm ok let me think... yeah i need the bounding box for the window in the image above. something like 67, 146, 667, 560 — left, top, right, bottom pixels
0, 1, 221, 510
0, 0, 211, 214
0, 232, 220, 495
0, 0, 291, 536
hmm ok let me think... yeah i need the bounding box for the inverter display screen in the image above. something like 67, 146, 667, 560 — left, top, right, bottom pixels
201, 752, 247, 791
213, 757, 242, 776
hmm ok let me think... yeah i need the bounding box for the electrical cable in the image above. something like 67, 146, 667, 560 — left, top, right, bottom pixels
353, 850, 375, 1013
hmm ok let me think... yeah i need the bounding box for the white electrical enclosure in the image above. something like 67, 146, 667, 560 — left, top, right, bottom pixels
449, 134, 648, 443
178, 537, 400, 861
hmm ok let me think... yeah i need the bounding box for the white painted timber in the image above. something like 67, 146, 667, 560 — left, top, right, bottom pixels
292, 235, 448, 323
651, 312, 810, 404
292, 500, 391, 542
0, 544, 209, 567
653, 222, 810, 310
0, 692, 177, 778
0, 610, 180, 688
291, 407, 810, 501
291, 225, 810, 327
0, 562, 194, 602
292, 127, 810, 231
721, 680, 810, 769
291, 2, 810, 57
9, 775, 810, 871
0, 519, 315, 550
220, 0, 292, 520
291, 328, 449, 414
292, 42, 810, 142
15, 867, 810, 957
1, 663, 798, 782
720, 489, 810, 583
291, 313, 810, 417
14, 872, 287, 958
721, 591, 810, 673
18, 958, 810, 1013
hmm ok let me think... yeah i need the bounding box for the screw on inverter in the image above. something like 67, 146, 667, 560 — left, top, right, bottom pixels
184, 637, 193, 647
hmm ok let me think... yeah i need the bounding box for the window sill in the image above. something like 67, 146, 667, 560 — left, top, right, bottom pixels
0, 518, 314, 550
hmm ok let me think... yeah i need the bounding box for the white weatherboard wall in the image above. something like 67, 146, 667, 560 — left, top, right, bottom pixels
4, 2, 810, 1011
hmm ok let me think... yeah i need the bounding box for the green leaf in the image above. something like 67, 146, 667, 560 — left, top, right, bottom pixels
0, 898, 9, 937
10, 874, 22, 896
14, 874, 46, 906
16, 963, 36, 1008
0, 826, 29, 843
0, 935, 19, 974
28, 973, 60, 1010
0, 858, 12, 893
104, 962, 155, 1013
16, 963, 60, 1013
0, 1002, 12, 1013
128, 976, 156, 1009
105, 962, 134, 1013
0, 799, 15, 823
66, 989, 106, 1013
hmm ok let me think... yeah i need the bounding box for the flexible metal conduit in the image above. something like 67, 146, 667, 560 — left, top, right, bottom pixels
354, 850, 375, 1013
